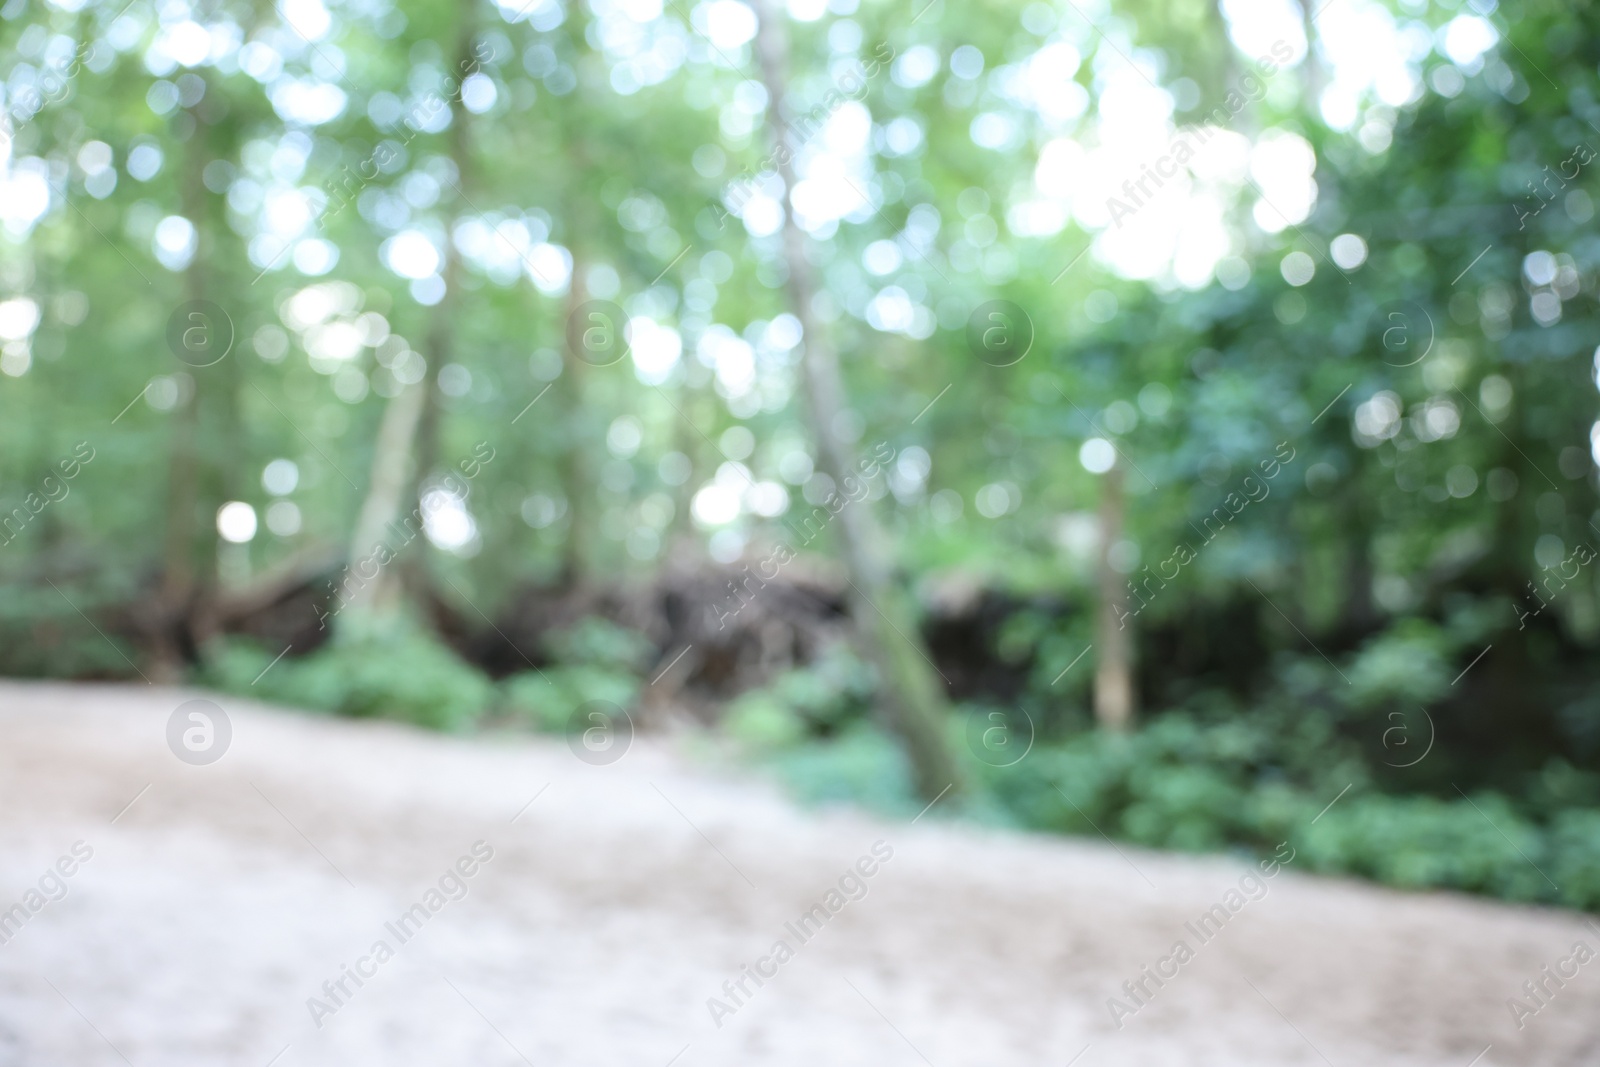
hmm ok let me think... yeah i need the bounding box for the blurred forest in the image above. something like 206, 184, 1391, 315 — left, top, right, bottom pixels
4, 0, 1600, 909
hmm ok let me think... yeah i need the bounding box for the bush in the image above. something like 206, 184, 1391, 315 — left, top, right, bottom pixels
979, 710, 1353, 850
1344, 619, 1455, 712
766, 723, 918, 815
0, 574, 144, 679
501, 665, 638, 732
541, 616, 655, 673
498, 616, 651, 732
1301, 793, 1549, 901
203, 620, 494, 731
724, 692, 808, 750
968, 707, 1600, 912
1548, 810, 1600, 911
722, 644, 877, 748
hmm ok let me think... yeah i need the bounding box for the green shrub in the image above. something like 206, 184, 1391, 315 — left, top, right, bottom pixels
1548, 810, 1600, 911
501, 664, 638, 732
497, 616, 651, 732
1344, 619, 1454, 712
721, 644, 877, 745
724, 692, 808, 750
978, 710, 1351, 850
967, 706, 1599, 912
766, 723, 918, 815
541, 616, 655, 673
203, 620, 494, 731
0, 576, 144, 679
1301, 793, 1549, 900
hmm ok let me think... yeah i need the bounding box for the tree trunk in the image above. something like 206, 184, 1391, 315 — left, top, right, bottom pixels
557, 262, 598, 586
753, 0, 963, 801
394, 0, 476, 608
155, 79, 227, 678
1095, 463, 1135, 731
156, 362, 199, 678
341, 382, 426, 623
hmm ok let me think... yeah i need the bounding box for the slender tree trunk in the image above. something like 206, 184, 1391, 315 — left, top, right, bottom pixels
754, 0, 962, 801
157, 365, 199, 678
155, 82, 227, 677
1095, 463, 1135, 731
1297, 10, 1326, 103
342, 382, 427, 623
555, 57, 603, 589
393, 2, 477, 607
1339, 493, 1376, 635
557, 262, 598, 586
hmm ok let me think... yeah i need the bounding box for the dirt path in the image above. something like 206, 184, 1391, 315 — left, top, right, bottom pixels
0, 680, 1596, 1066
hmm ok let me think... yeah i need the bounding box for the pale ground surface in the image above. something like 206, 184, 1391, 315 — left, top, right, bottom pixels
1, 680, 1598, 1066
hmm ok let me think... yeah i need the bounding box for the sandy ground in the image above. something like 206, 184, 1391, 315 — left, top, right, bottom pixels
0, 681, 1598, 1066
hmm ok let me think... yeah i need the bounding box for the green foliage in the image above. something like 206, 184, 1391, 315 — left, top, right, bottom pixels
8, 0, 1600, 915
541, 616, 656, 673
983, 710, 1332, 849
1345, 619, 1455, 712
1300, 794, 1550, 901
970, 711, 1600, 911
498, 616, 650, 731
764, 723, 919, 816
723, 643, 877, 750
1549, 810, 1600, 910
745, 689, 1600, 911
724, 692, 808, 750
0, 574, 143, 678
204, 622, 494, 731
500, 664, 637, 732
